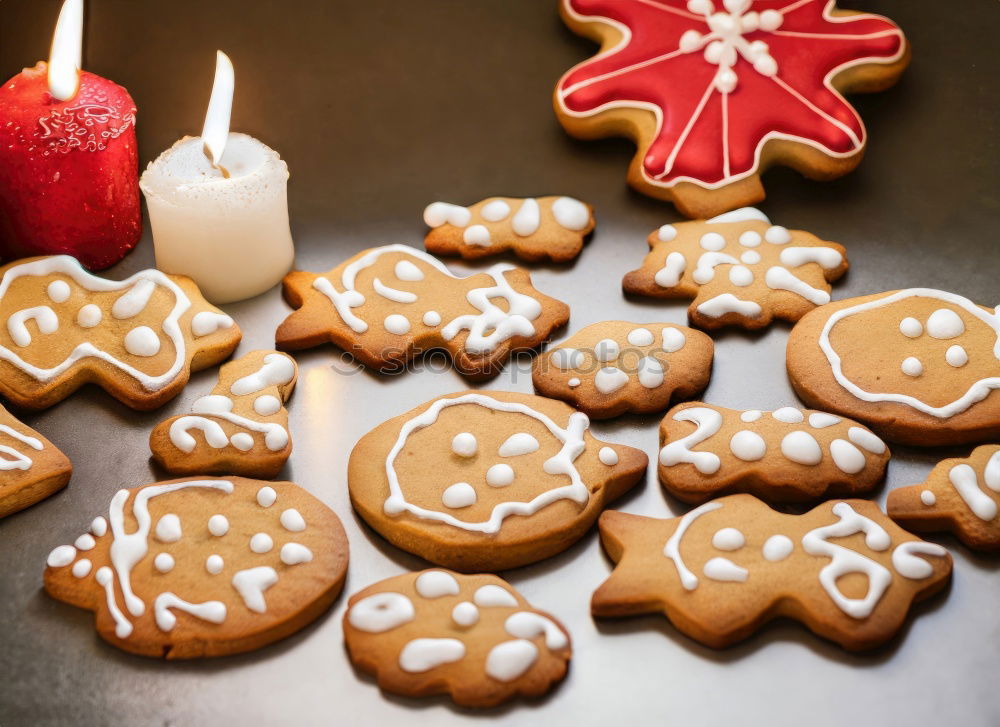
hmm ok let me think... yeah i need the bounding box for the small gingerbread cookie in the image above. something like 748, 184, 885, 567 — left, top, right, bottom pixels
555, 0, 909, 217
150, 351, 297, 479
44, 476, 348, 658
276, 245, 569, 380
592, 495, 951, 650
0, 255, 241, 410
659, 402, 889, 503
0, 404, 72, 517
887, 445, 1000, 551
532, 321, 713, 418
344, 570, 571, 708
423, 196, 595, 262
349, 390, 647, 571
622, 208, 848, 330
787, 289, 1000, 445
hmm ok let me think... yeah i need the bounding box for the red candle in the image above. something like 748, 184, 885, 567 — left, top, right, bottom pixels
0, 3, 140, 270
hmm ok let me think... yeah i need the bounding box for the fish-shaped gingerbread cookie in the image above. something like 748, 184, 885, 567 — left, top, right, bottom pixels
150, 351, 297, 478
344, 570, 571, 708
44, 477, 348, 658
0, 255, 240, 410
887, 445, 1000, 551
658, 403, 890, 503
787, 289, 1000, 445
592, 495, 951, 650
0, 403, 72, 517
349, 390, 647, 571
276, 245, 569, 380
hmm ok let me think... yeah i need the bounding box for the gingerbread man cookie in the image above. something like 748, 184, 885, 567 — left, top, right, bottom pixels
276, 245, 569, 380
887, 445, 1000, 551
659, 402, 889, 503
787, 289, 1000, 445
532, 321, 713, 418
344, 570, 571, 708
0, 403, 72, 518
423, 196, 595, 262
555, 0, 909, 217
0, 255, 241, 410
150, 351, 297, 479
592, 495, 951, 650
44, 477, 348, 658
349, 390, 647, 571
622, 208, 847, 330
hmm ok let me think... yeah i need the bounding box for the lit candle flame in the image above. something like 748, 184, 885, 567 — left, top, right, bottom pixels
201, 51, 235, 176
48, 0, 84, 101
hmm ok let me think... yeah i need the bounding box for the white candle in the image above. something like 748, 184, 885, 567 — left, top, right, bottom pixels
139, 51, 294, 304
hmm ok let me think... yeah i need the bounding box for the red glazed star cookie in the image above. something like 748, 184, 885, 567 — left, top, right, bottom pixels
592, 495, 951, 650
887, 445, 1000, 551
622, 208, 848, 329
423, 196, 595, 262
532, 320, 714, 418
348, 390, 647, 571
150, 351, 297, 479
44, 477, 348, 658
659, 402, 889, 503
0, 255, 241, 410
276, 245, 569, 380
0, 403, 72, 518
787, 289, 1000, 445
555, 0, 909, 217
344, 570, 571, 708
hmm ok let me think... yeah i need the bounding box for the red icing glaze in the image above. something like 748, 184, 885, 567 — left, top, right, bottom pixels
557, 0, 905, 189
0, 63, 141, 270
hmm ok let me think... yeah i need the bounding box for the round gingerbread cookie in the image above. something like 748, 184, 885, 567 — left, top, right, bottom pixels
554, 0, 909, 217
344, 570, 571, 708
348, 390, 648, 571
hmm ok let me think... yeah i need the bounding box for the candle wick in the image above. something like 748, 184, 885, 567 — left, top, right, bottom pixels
202, 142, 231, 179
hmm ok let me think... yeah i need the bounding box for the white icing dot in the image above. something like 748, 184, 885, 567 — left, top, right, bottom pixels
47, 545, 76, 568
738, 230, 762, 247
208, 514, 229, 536
416, 570, 461, 598
728, 265, 753, 287
926, 308, 965, 339
463, 224, 491, 246
422, 310, 441, 327
384, 314, 411, 335
280, 543, 313, 565
901, 356, 923, 377
703, 557, 748, 582
442, 482, 477, 508
257, 486, 277, 507
512, 198, 541, 236
486, 639, 538, 682
124, 326, 160, 357
451, 432, 478, 457
481, 199, 511, 222
230, 433, 254, 451
206, 554, 224, 574
781, 431, 822, 465
154, 553, 175, 573
72, 559, 92, 578
899, 317, 922, 338
90, 516, 108, 537
155, 514, 182, 543
598, 447, 619, 465
829, 439, 866, 474
552, 197, 590, 230
568, 378, 581, 387
740, 410, 762, 422
740, 250, 761, 264
452, 601, 479, 627
486, 463, 515, 487
551, 347, 583, 370
657, 224, 678, 242
74, 533, 96, 551
498, 432, 539, 457
921, 490, 936, 506
595, 339, 620, 362
637, 356, 665, 388
474, 584, 519, 607
280, 508, 306, 532
627, 328, 654, 346
946, 345, 968, 367
190, 312, 234, 337
595, 367, 629, 394
661, 327, 686, 352
394, 260, 424, 281
762, 534, 793, 562
764, 225, 790, 244
250, 533, 273, 554
729, 430, 766, 461
699, 232, 726, 251
253, 394, 281, 416
808, 412, 841, 428
772, 407, 804, 424
47, 280, 71, 303
847, 427, 886, 454
399, 638, 467, 674
712, 527, 745, 551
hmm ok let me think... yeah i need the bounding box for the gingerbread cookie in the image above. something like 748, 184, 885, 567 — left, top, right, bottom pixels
787, 289, 1000, 445
344, 570, 570, 708
44, 476, 348, 659
0, 404, 72, 517
622, 208, 847, 330
276, 245, 569, 380
659, 403, 889, 503
532, 321, 713, 418
150, 351, 297, 479
592, 495, 951, 650
423, 196, 595, 262
887, 445, 1000, 551
555, 0, 909, 217
0, 255, 241, 410
349, 390, 647, 571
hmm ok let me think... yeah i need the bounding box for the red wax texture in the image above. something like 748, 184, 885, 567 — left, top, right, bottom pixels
0, 62, 141, 270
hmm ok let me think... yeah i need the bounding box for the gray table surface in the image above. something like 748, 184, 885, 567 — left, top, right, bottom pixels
1, 1, 998, 725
